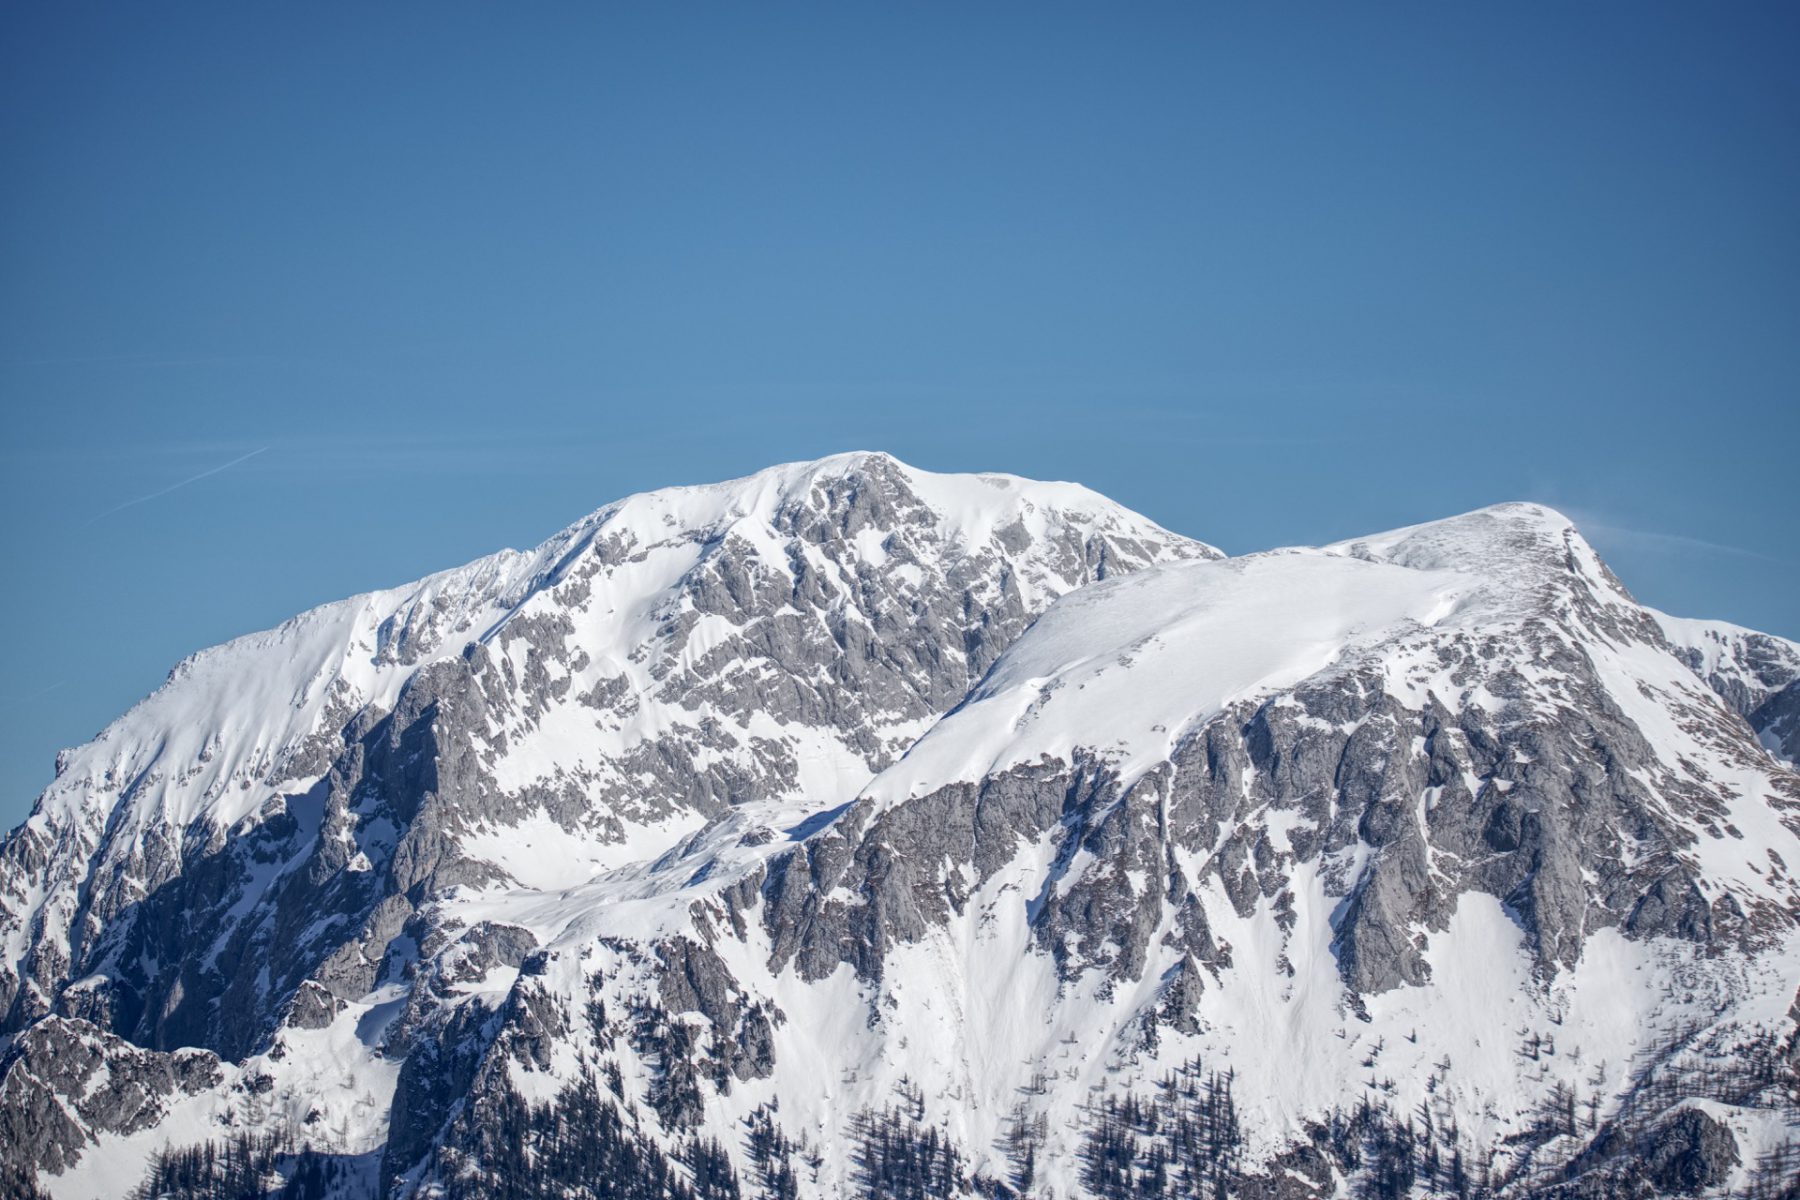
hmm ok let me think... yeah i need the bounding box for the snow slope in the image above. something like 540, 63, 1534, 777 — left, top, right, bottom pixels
867, 552, 1475, 804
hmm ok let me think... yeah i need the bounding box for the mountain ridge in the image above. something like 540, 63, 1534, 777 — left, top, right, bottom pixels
2, 453, 1796, 1199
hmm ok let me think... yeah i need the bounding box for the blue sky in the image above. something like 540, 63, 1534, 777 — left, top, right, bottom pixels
3, 3, 1797, 825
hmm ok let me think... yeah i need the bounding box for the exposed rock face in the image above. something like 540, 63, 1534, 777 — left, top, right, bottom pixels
1, 456, 1796, 1199
0, 1016, 221, 1174
1657, 611, 1800, 765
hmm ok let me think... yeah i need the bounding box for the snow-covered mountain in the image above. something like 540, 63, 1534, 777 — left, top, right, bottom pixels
2, 453, 1796, 1200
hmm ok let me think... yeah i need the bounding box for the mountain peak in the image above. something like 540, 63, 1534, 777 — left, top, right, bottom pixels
1326, 500, 1579, 569
554, 449, 1214, 565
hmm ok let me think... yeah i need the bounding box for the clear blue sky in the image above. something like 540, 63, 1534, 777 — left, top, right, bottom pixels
3, 3, 1797, 825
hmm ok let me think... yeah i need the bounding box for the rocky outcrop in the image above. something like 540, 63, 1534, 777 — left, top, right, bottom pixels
0, 1016, 221, 1174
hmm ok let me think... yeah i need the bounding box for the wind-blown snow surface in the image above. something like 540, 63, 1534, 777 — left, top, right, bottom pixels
868, 553, 1473, 803
1, 460, 1797, 1199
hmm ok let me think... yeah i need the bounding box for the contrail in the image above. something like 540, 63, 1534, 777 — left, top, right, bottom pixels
0, 681, 66, 711
84, 446, 270, 525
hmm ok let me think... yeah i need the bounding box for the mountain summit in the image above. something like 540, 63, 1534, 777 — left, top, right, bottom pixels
2, 455, 1796, 1199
